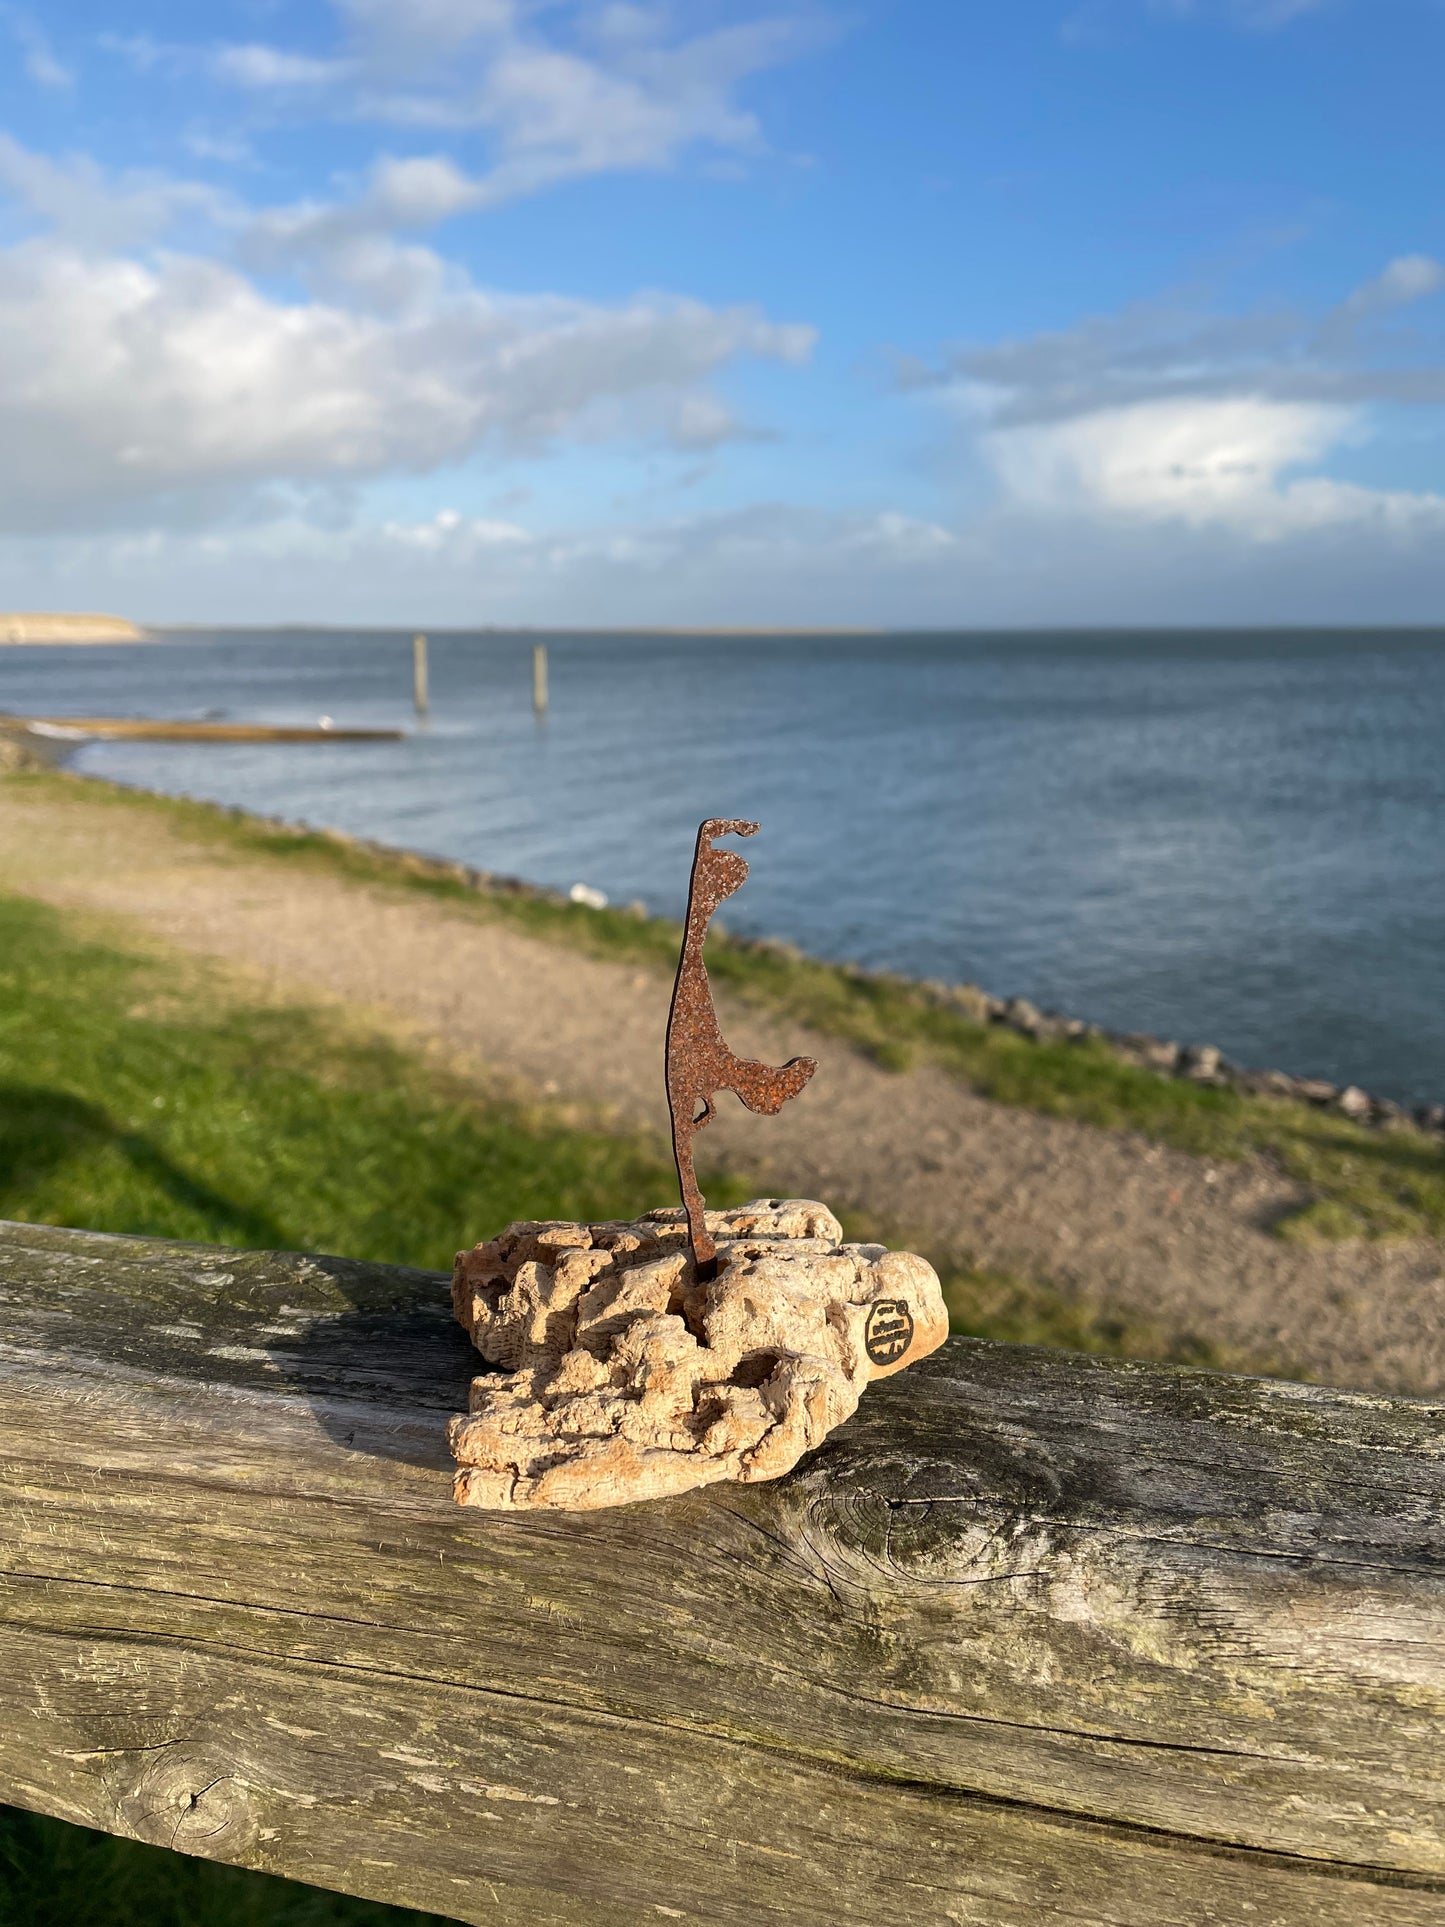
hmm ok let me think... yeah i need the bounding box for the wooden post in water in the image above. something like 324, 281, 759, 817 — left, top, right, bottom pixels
412, 633, 430, 716
532, 642, 548, 717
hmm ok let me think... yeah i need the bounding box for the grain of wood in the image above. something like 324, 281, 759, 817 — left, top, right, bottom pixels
2, 1219, 1444, 1924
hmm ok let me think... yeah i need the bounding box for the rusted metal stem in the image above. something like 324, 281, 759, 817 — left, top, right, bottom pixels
664, 819, 817, 1280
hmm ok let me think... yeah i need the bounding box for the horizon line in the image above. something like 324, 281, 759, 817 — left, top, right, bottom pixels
141, 619, 1445, 637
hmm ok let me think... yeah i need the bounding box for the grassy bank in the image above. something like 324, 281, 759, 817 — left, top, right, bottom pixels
0, 892, 710, 1265
8, 766, 1443, 1244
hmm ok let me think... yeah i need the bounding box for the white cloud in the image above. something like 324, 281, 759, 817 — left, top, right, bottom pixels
235, 157, 491, 311
335, 0, 518, 57
211, 44, 348, 90
0, 229, 812, 532
985, 396, 1353, 530
1369, 255, 1445, 306
917, 257, 1445, 540
380, 508, 530, 553
924, 255, 1445, 428
371, 501, 957, 580
0, 500, 969, 627
3, 8, 72, 88
103, 3, 825, 204
1318, 253, 1445, 350
985, 391, 1445, 538
1147, 0, 1331, 25
365, 153, 491, 224
241, 154, 489, 252
101, 30, 350, 90
432, 15, 806, 196
0, 134, 229, 249
0, 126, 814, 532
10, 486, 1445, 631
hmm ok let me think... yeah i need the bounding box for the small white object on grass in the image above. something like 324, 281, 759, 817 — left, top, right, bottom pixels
568, 882, 608, 910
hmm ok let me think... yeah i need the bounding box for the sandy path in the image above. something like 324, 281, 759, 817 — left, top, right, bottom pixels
4, 778, 1444, 1394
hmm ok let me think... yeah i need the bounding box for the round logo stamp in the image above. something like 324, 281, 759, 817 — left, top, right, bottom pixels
864, 1299, 914, 1369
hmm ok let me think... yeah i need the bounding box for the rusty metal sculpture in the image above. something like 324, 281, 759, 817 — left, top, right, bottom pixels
665, 819, 817, 1280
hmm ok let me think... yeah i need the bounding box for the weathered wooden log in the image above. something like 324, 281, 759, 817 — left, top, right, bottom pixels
1, 1218, 1443, 1925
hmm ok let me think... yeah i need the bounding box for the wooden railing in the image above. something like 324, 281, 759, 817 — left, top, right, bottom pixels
1, 1217, 1443, 1925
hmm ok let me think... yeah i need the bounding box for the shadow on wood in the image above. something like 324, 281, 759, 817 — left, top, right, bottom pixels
2, 1217, 1444, 1926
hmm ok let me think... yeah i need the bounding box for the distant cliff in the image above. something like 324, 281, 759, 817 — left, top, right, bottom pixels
0, 612, 147, 644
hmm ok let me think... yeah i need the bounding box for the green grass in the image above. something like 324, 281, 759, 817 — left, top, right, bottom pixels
11, 767, 1441, 1243
0, 889, 727, 1265
0, 1807, 461, 1927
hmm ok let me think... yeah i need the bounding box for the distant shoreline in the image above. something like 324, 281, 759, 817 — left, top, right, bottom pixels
1, 613, 149, 645
6, 617, 1445, 642
146, 621, 1445, 640
152, 622, 892, 638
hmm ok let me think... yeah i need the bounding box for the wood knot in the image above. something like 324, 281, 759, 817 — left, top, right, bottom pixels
114, 1743, 258, 1857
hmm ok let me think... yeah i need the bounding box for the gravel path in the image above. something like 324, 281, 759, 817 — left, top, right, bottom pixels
4, 777, 1444, 1394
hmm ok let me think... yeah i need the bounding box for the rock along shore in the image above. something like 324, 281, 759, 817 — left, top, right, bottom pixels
910, 981, 1444, 1139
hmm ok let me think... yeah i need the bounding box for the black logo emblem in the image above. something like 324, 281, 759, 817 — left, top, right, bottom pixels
864, 1299, 914, 1368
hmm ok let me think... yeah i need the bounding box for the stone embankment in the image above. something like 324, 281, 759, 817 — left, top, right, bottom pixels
826, 966, 1445, 1140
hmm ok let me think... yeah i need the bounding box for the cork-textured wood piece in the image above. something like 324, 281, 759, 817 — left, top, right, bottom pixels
449, 1200, 949, 1508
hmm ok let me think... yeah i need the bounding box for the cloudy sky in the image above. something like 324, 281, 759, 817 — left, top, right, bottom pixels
1, 0, 1442, 626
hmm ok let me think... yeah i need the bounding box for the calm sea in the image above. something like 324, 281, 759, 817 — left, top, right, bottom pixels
4, 626, 1443, 1108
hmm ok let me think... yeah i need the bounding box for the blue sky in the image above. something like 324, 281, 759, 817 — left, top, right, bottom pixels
0, 0, 1442, 625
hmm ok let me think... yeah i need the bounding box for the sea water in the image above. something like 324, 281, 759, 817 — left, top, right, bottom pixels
3, 626, 1443, 1107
